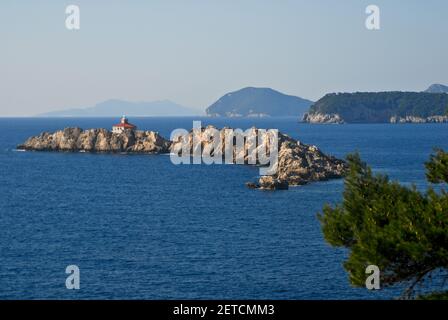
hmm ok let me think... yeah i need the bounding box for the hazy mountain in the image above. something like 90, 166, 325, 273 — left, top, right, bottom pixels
424, 84, 448, 93
206, 87, 313, 117
38, 99, 200, 117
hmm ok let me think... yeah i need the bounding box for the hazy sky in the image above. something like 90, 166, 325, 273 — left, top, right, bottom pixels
1, 0, 447, 116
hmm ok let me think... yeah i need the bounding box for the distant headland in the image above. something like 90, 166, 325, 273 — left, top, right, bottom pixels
303, 88, 448, 124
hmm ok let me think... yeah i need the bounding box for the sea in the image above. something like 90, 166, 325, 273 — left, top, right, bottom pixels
0, 117, 447, 299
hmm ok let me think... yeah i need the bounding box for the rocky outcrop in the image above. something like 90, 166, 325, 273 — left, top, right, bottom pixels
246, 113, 270, 118
17, 127, 171, 153
170, 126, 279, 167
389, 115, 448, 123
275, 137, 346, 186
302, 113, 344, 124
246, 177, 289, 190
303, 113, 448, 124
170, 125, 347, 190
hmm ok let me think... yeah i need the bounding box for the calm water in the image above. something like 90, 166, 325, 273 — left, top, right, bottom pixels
0, 117, 447, 299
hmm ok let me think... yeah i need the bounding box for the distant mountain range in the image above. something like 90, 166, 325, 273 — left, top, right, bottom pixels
424, 83, 448, 93
37, 84, 448, 119
38, 99, 200, 117
206, 87, 313, 117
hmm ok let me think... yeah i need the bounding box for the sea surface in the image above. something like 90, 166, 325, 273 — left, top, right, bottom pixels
0, 117, 447, 299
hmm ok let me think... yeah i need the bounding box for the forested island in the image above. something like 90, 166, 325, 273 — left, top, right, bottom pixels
206, 87, 313, 118
303, 92, 448, 123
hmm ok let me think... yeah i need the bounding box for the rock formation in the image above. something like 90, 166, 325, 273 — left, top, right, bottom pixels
389, 115, 448, 123
302, 113, 344, 124
17, 127, 171, 153
170, 125, 347, 190
275, 135, 346, 186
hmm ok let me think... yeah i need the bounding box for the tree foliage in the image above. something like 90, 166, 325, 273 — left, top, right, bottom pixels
426, 149, 448, 184
318, 150, 448, 299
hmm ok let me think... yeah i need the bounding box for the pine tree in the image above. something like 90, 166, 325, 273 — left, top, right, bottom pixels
318, 150, 448, 299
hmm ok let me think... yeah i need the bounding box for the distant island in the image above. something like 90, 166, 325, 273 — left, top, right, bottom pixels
206, 87, 313, 118
424, 83, 448, 94
38, 99, 200, 117
303, 90, 448, 124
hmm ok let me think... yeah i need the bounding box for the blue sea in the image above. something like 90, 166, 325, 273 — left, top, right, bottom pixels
0, 117, 447, 300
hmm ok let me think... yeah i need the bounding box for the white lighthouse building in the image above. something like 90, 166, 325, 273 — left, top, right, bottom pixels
112, 116, 137, 134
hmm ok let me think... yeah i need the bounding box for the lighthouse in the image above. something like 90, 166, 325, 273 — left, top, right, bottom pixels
112, 116, 137, 134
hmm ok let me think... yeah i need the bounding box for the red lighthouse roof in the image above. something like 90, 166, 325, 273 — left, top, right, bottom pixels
113, 122, 136, 128
113, 116, 136, 128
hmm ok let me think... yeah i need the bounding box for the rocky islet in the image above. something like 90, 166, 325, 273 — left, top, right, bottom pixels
18, 126, 347, 190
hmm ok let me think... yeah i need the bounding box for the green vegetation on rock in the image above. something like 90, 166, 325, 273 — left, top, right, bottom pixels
308, 92, 448, 123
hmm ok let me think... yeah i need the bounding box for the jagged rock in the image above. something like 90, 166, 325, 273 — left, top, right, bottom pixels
390, 115, 448, 123
17, 128, 171, 153
275, 138, 346, 185
245, 182, 259, 189
170, 125, 347, 189
170, 126, 279, 165
245, 178, 289, 190
258, 176, 289, 190
302, 113, 344, 124
131, 131, 170, 153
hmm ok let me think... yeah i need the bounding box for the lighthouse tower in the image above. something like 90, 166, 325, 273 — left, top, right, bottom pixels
112, 115, 137, 134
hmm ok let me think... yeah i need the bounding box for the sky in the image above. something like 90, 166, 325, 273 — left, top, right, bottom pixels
1, 0, 447, 116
